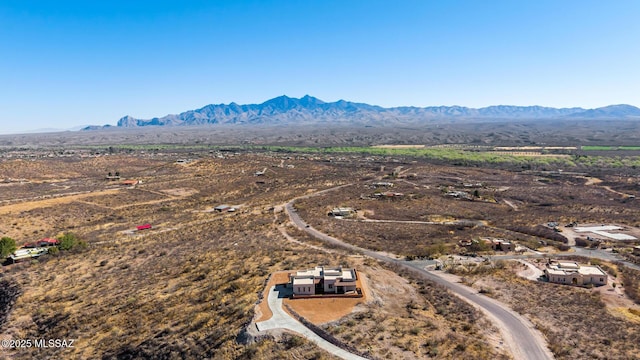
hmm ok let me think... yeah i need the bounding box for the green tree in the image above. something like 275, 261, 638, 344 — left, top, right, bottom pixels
0, 236, 17, 258
58, 232, 86, 251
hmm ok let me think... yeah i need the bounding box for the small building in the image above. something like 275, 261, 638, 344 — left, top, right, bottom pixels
446, 191, 472, 200
215, 205, 231, 212
633, 246, 640, 256
290, 266, 358, 296
121, 179, 140, 186
482, 238, 513, 252
374, 191, 404, 199
328, 207, 356, 217
371, 182, 394, 188
544, 260, 607, 286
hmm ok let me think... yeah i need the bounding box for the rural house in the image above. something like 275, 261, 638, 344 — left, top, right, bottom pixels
290, 266, 358, 296
544, 260, 607, 286
214, 205, 231, 212
328, 207, 356, 217
482, 238, 513, 252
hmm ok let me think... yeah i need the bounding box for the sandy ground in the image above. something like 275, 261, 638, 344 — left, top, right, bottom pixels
0, 189, 121, 215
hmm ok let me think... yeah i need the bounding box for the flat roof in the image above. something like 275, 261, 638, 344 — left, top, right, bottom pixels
341, 270, 355, 281
546, 268, 569, 275
590, 231, 636, 240
557, 261, 580, 269
578, 266, 607, 276
296, 267, 322, 277
573, 226, 637, 240
323, 269, 342, 276
546, 264, 606, 277
574, 225, 622, 232
293, 277, 314, 285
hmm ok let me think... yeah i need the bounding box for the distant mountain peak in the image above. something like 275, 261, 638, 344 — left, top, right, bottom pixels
94, 96, 640, 129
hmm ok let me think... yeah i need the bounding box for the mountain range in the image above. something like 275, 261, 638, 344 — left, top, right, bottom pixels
94, 96, 640, 129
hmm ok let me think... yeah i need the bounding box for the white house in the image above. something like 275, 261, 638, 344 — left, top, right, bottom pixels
290, 266, 358, 296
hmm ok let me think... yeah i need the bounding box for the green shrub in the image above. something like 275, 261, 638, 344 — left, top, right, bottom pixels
57, 233, 86, 251
0, 236, 17, 258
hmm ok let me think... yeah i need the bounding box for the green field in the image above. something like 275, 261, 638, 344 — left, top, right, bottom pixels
581, 146, 640, 151
73, 144, 640, 170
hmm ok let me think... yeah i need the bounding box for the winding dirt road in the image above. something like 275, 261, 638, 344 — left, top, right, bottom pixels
284, 186, 554, 360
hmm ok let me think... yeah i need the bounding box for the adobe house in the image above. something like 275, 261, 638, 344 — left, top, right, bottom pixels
290, 266, 358, 296
544, 260, 607, 286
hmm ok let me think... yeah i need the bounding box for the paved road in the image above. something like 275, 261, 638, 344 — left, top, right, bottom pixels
285, 199, 554, 360
256, 285, 369, 360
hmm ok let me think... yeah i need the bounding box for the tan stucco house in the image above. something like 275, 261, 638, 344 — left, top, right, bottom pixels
544, 260, 607, 286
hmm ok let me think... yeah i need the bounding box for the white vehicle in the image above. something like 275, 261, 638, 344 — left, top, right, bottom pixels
8, 247, 48, 263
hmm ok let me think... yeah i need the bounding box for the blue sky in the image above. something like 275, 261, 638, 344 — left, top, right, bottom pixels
0, 0, 639, 133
